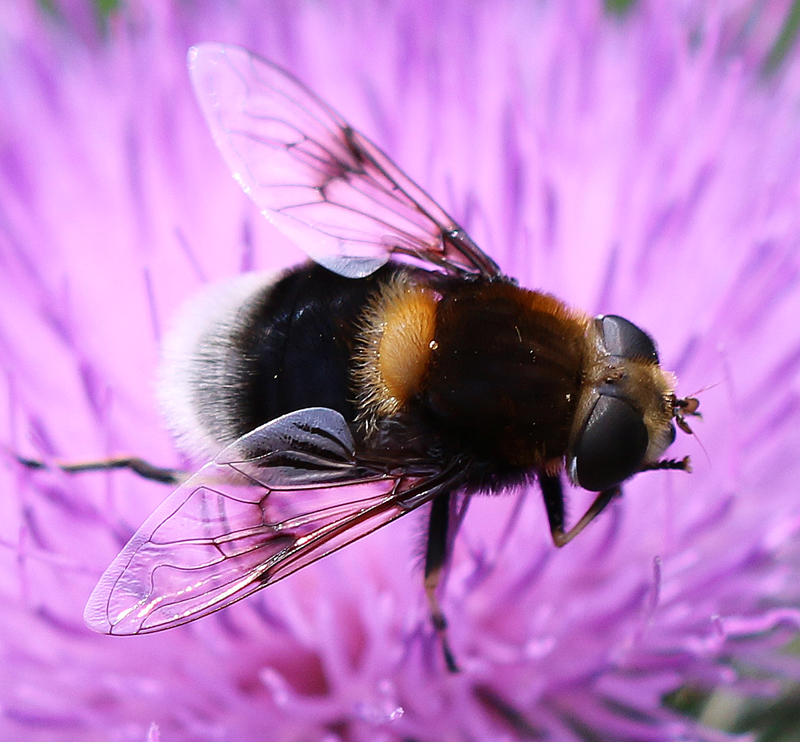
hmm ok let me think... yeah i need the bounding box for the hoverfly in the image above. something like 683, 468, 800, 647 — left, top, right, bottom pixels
75, 44, 698, 671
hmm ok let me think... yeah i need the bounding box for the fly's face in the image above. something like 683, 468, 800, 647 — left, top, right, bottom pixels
568, 315, 696, 492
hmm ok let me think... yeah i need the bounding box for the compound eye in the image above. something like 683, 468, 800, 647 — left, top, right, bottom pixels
599, 315, 659, 362
574, 395, 649, 491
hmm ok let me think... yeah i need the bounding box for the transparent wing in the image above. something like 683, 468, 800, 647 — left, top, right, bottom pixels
84, 408, 450, 635
187, 43, 500, 279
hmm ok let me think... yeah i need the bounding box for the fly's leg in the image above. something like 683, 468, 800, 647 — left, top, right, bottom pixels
539, 473, 621, 547
424, 492, 459, 673
17, 455, 185, 485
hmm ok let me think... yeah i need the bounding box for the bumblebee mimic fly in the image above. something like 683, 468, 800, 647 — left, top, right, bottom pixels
32, 44, 699, 670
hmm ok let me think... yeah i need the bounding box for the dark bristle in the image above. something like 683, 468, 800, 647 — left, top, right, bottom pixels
641, 456, 691, 473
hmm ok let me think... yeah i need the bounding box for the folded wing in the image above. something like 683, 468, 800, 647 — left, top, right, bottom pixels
84, 408, 448, 635
188, 43, 500, 279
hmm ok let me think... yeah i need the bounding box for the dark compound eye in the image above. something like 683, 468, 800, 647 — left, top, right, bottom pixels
574, 395, 649, 491
598, 315, 659, 362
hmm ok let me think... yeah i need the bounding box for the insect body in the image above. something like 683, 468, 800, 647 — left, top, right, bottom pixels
82, 45, 698, 667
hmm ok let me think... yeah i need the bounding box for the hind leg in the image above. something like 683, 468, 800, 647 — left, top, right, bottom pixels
17, 454, 185, 485
423, 492, 460, 673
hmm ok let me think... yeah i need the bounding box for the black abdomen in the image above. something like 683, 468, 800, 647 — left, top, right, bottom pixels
231, 263, 399, 438
159, 263, 401, 457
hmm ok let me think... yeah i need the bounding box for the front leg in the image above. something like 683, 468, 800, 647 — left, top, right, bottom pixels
539, 473, 621, 547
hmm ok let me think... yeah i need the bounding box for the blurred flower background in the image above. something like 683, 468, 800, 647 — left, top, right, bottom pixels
4, 0, 800, 739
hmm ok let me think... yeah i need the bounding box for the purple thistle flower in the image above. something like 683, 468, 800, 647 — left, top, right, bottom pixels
3, 0, 800, 739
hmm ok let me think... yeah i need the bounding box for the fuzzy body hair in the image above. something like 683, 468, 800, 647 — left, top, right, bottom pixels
158, 272, 279, 460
